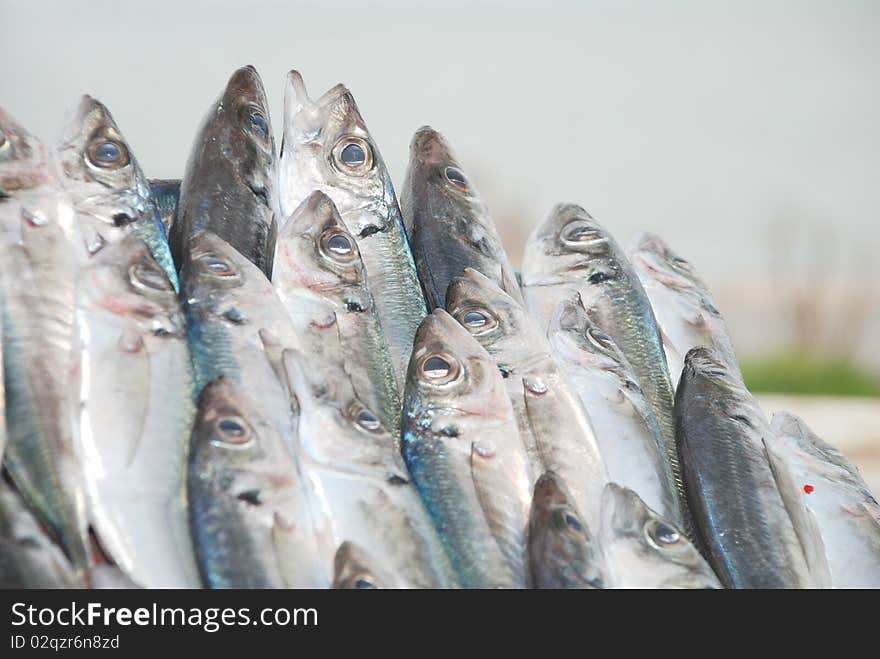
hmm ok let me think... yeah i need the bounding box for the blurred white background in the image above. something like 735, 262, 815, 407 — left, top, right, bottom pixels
2, 0, 879, 486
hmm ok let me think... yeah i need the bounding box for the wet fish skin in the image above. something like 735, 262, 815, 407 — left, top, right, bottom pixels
148, 178, 180, 232
402, 310, 530, 588
332, 541, 399, 589
401, 126, 522, 311
55, 96, 177, 289
171, 66, 277, 278
273, 191, 400, 435
188, 376, 326, 588
770, 411, 880, 588
599, 483, 721, 589
282, 350, 457, 588
548, 298, 681, 528
77, 234, 199, 587
0, 474, 81, 588
628, 232, 741, 389
521, 203, 689, 535
446, 268, 606, 528
675, 347, 824, 588
527, 472, 605, 589
0, 114, 89, 573
278, 71, 425, 388
180, 232, 326, 587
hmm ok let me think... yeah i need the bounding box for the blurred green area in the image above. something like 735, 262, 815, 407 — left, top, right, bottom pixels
742, 352, 880, 397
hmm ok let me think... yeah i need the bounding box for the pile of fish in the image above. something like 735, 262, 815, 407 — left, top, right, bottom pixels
0, 66, 878, 589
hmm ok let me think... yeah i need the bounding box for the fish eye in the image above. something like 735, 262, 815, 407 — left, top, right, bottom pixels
586, 327, 615, 353
352, 405, 382, 433
333, 136, 373, 174
201, 255, 238, 278
455, 307, 498, 335
444, 166, 468, 192
213, 416, 252, 446
129, 261, 171, 292
560, 220, 604, 248
647, 520, 682, 548
248, 108, 269, 140
86, 138, 129, 170
418, 352, 461, 385
319, 229, 357, 263
353, 574, 377, 589
554, 508, 584, 534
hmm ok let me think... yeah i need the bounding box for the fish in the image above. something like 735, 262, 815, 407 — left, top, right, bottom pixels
400, 126, 523, 311
76, 234, 199, 587
402, 309, 531, 588
55, 95, 177, 289
188, 376, 327, 588
521, 203, 690, 535
281, 350, 457, 588
0, 109, 89, 574
0, 473, 81, 588
527, 472, 605, 589
446, 268, 606, 527
770, 411, 880, 588
170, 66, 277, 279
180, 231, 326, 587
273, 191, 400, 435
547, 298, 681, 527
628, 233, 741, 389
675, 347, 830, 588
278, 71, 425, 388
599, 483, 721, 589
148, 178, 180, 232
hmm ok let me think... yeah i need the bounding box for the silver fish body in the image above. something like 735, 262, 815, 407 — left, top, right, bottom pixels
282, 350, 456, 588
273, 191, 400, 435
181, 232, 326, 587
628, 233, 741, 389
676, 347, 829, 588
521, 203, 689, 534
770, 411, 880, 588
55, 96, 177, 289
400, 126, 522, 311
171, 66, 278, 278
402, 310, 531, 588
599, 483, 721, 589
278, 71, 425, 388
446, 269, 606, 528
0, 109, 89, 573
548, 298, 681, 527
77, 234, 199, 587
148, 178, 180, 233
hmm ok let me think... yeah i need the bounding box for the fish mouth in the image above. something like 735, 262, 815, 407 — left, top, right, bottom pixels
409, 125, 452, 165
284, 69, 350, 118
224, 65, 268, 108
57, 95, 108, 150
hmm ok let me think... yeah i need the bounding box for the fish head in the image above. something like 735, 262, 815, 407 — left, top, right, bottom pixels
401, 125, 487, 230
190, 376, 287, 489
187, 66, 275, 212
528, 472, 605, 589
275, 190, 369, 308
332, 541, 398, 589
548, 297, 629, 374
521, 203, 618, 287
628, 232, 706, 293
406, 309, 510, 427
600, 483, 720, 588
0, 106, 52, 195
280, 70, 385, 224
446, 268, 536, 357
180, 231, 273, 321
55, 96, 151, 223
81, 234, 182, 336
280, 349, 397, 469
